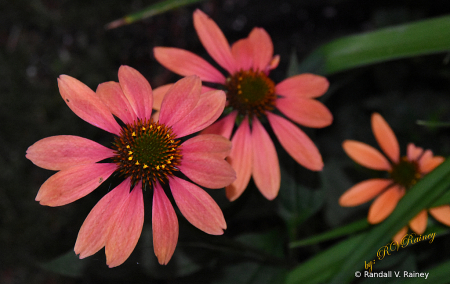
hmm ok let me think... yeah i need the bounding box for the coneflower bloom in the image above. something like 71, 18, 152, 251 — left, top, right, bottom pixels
26, 66, 235, 267
339, 113, 450, 239
154, 9, 332, 201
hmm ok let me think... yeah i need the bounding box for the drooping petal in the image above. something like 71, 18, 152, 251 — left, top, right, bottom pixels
170, 176, 226, 235
26, 135, 114, 171
105, 182, 145, 268
251, 118, 280, 200
407, 143, 423, 162
36, 163, 117, 206
339, 178, 393, 207
58, 75, 122, 135
96, 81, 136, 125
267, 113, 323, 171
118, 65, 153, 120
201, 111, 238, 139
393, 226, 408, 243
74, 178, 131, 259
248, 28, 273, 72
152, 84, 173, 111
368, 185, 404, 224
342, 140, 392, 171
154, 47, 226, 84
226, 117, 253, 201
276, 97, 333, 128
231, 38, 253, 71
275, 74, 329, 99
152, 182, 179, 265
171, 90, 226, 137
158, 76, 201, 127
429, 205, 450, 226
178, 151, 236, 189
409, 210, 427, 234
193, 9, 237, 74
371, 113, 400, 164
181, 134, 232, 159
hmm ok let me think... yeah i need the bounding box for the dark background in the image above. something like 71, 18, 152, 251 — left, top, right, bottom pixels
2, 0, 450, 283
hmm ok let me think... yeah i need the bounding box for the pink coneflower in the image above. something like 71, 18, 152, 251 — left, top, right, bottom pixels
339, 112, 450, 239
154, 9, 332, 201
26, 66, 236, 267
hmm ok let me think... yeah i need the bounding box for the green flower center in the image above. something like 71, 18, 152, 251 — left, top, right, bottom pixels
112, 119, 182, 186
389, 157, 421, 189
225, 69, 276, 117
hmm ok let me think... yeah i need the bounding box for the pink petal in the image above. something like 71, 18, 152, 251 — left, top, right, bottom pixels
154, 47, 226, 84
158, 76, 201, 127
201, 111, 238, 139
409, 210, 427, 234
193, 9, 237, 74
248, 28, 273, 72
171, 90, 226, 137
152, 83, 173, 111
74, 178, 131, 259
152, 182, 179, 265
368, 185, 404, 224
267, 113, 323, 171
96, 81, 137, 125
26, 135, 114, 171
407, 143, 423, 162
342, 140, 391, 171
58, 75, 121, 135
181, 134, 232, 159
251, 118, 280, 200
371, 113, 400, 164
118, 65, 153, 120
226, 117, 253, 201
36, 163, 117, 206
429, 205, 450, 226
275, 74, 329, 99
231, 38, 253, 71
178, 150, 236, 189
105, 182, 145, 268
276, 97, 333, 128
170, 176, 226, 235
339, 178, 393, 207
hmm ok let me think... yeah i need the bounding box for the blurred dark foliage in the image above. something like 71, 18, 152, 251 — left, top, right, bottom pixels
1, 0, 450, 283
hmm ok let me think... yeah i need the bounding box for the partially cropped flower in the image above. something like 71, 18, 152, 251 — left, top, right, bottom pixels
154, 9, 332, 201
26, 66, 235, 267
339, 113, 450, 238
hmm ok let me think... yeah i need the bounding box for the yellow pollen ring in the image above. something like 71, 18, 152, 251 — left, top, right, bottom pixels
132, 132, 136, 137
128, 156, 133, 160
143, 164, 148, 169
135, 161, 140, 165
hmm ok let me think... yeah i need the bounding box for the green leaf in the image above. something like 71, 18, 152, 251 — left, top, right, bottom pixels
299, 15, 450, 75
106, 0, 207, 29
289, 218, 369, 248
39, 250, 87, 278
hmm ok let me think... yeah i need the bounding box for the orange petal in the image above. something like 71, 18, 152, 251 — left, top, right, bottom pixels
151, 83, 173, 111
368, 185, 404, 224
193, 9, 236, 74
96, 81, 136, 125
170, 176, 226, 235
339, 178, 393, 207
226, 117, 253, 201
248, 27, 273, 72
105, 182, 144, 268
152, 182, 179, 265
276, 96, 333, 128
392, 226, 408, 243
201, 111, 237, 140
275, 74, 329, 99
409, 210, 427, 234
371, 113, 399, 164
429, 205, 450, 226
420, 155, 445, 174
406, 143, 423, 162
251, 118, 280, 200
231, 38, 253, 71
342, 140, 391, 171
